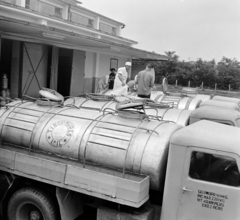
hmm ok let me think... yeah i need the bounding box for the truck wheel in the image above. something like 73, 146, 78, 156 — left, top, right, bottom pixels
7, 187, 58, 220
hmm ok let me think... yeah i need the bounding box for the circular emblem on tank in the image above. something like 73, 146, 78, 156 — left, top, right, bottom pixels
46, 120, 75, 147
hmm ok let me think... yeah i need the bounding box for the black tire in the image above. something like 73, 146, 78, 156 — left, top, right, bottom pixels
7, 187, 58, 220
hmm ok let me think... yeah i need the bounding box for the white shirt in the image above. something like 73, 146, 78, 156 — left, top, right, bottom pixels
113, 67, 128, 90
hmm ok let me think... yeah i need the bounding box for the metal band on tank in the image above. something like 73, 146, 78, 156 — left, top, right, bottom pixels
29, 104, 64, 152
0, 101, 29, 144
80, 114, 105, 168
100, 101, 115, 112
123, 120, 144, 177
79, 98, 89, 109
176, 109, 184, 124
133, 122, 162, 173
154, 94, 163, 102
161, 108, 170, 119
185, 98, 193, 110
62, 97, 80, 109
138, 121, 169, 173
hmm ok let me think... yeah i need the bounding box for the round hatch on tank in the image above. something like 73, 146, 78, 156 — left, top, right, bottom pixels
162, 78, 169, 94
39, 90, 62, 101
38, 90, 62, 106
87, 93, 114, 102
116, 100, 144, 111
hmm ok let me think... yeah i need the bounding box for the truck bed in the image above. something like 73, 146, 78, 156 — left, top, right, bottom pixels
0, 145, 149, 208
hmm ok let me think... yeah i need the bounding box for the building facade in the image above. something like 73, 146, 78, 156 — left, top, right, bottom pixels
0, 0, 168, 98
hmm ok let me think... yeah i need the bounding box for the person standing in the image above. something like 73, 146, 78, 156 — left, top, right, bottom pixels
96, 75, 109, 93
108, 68, 116, 90
135, 63, 155, 98
113, 62, 131, 90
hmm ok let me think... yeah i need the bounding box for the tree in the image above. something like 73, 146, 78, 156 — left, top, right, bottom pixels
217, 57, 240, 90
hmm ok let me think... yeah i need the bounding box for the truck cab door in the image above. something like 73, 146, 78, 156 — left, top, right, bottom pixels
177, 147, 240, 220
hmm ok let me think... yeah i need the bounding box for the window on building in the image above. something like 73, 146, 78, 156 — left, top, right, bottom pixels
25, 0, 62, 18
189, 151, 240, 187
99, 22, 117, 35
112, 27, 117, 35
54, 7, 62, 18
88, 19, 94, 28
1, 0, 16, 4
26, 0, 38, 10
70, 12, 93, 28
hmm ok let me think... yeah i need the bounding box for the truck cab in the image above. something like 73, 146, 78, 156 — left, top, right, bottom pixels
189, 106, 240, 127
162, 120, 240, 220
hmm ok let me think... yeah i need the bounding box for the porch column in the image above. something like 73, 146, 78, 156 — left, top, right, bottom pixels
0, 34, 1, 73
94, 52, 100, 92
50, 46, 59, 90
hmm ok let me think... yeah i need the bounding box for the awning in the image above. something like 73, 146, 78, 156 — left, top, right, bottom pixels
0, 16, 169, 61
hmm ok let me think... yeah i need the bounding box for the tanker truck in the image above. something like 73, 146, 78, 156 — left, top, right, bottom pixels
63, 93, 240, 128
1, 97, 240, 220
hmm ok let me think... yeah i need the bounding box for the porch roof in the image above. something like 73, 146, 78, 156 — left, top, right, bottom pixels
0, 16, 169, 61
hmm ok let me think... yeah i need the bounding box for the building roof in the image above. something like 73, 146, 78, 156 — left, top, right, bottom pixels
0, 15, 168, 60
0, 1, 168, 60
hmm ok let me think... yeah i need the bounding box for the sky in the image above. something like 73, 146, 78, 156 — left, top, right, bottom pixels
80, 0, 240, 62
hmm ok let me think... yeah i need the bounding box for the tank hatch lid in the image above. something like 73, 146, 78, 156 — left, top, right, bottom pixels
116, 100, 144, 111
87, 93, 114, 102
39, 90, 62, 101
162, 78, 169, 94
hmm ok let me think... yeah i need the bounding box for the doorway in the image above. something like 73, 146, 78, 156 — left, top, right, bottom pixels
0, 39, 12, 88
57, 48, 73, 96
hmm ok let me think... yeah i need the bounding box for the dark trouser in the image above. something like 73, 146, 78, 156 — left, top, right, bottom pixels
138, 94, 151, 98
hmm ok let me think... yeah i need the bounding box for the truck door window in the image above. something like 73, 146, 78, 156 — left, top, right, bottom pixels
189, 152, 240, 187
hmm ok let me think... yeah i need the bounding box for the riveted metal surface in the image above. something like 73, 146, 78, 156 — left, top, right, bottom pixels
0, 100, 182, 191
64, 97, 116, 111
200, 100, 239, 111
161, 109, 191, 127
213, 95, 240, 105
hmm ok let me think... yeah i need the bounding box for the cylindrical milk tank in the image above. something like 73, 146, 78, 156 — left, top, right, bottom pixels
150, 94, 201, 110
1, 100, 182, 191
195, 94, 211, 102
200, 100, 239, 111
64, 97, 191, 126
177, 97, 202, 110
64, 97, 116, 111
212, 96, 240, 105
144, 108, 191, 127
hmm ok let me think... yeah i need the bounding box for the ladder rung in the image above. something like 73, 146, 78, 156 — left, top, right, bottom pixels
94, 125, 133, 134
88, 141, 126, 150
6, 117, 37, 124
91, 132, 130, 141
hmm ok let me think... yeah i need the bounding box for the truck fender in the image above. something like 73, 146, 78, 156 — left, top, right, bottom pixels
0, 172, 22, 216
56, 187, 83, 220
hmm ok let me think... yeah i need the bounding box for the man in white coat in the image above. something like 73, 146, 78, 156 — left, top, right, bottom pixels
113, 62, 131, 90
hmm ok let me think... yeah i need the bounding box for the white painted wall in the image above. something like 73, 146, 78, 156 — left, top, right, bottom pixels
70, 50, 85, 96
98, 54, 129, 78
85, 51, 95, 78
85, 52, 130, 78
